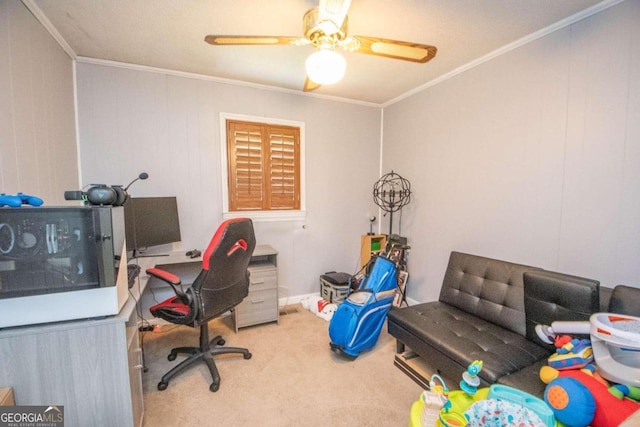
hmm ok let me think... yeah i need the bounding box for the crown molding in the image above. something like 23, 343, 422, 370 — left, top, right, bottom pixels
21, 0, 76, 59
383, 0, 626, 107
75, 56, 381, 108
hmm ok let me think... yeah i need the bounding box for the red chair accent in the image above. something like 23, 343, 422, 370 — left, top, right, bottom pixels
148, 218, 256, 392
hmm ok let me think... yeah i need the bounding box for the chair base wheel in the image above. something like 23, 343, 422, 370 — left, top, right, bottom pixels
168, 352, 177, 361
209, 382, 220, 392
158, 381, 168, 391
244, 352, 252, 360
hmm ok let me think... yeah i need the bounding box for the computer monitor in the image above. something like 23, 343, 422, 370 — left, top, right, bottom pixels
124, 196, 182, 257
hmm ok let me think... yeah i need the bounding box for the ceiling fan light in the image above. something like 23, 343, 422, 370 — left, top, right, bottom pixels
305, 49, 346, 85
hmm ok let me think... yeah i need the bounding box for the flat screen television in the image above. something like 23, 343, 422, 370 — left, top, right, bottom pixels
124, 196, 182, 257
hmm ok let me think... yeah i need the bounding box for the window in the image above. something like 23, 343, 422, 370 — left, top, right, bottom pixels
221, 114, 305, 221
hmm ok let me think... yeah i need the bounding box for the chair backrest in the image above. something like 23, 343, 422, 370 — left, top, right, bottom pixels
190, 218, 256, 323
608, 285, 640, 316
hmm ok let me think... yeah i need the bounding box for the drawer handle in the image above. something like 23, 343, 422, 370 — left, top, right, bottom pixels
251, 280, 265, 285
250, 298, 265, 304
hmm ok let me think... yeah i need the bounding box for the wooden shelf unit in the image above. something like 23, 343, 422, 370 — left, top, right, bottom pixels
360, 234, 387, 268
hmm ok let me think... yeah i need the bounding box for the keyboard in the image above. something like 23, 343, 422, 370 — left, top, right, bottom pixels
127, 264, 141, 288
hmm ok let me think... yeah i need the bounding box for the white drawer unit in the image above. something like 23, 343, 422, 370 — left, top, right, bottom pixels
235, 245, 279, 332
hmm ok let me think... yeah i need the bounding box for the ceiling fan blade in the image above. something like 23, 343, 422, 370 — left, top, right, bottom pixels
204, 35, 305, 46
318, 0, 352, 31
303, 77, 321, 92
348, 36, 437, 63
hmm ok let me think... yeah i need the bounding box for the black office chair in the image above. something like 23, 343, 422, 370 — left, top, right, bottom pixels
147, 218, 256, 392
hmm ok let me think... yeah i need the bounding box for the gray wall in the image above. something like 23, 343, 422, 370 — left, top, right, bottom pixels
383, 0, 640, 302
75, 63, 382, 300
5, 0, 638, 304
0, 1, 78, 204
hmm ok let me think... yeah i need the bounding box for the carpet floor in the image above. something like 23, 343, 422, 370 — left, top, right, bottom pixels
140, 304, 422, 426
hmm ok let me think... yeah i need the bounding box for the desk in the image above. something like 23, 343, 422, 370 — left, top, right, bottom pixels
0, 246, 277, 427
0, 252, 196, 427
134, 245, 279, 331
0, 297, 143, 427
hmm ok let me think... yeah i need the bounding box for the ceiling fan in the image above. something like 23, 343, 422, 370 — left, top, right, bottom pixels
204, 0, 437, 92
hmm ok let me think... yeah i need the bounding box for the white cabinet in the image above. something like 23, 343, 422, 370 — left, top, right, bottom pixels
235, 245, 279, 332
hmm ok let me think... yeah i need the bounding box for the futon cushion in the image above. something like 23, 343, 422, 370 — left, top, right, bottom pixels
523, 270, 600, 345
387, 301, 551, 384
439, 252, 539, 336
609, 285, 640, 316
496, 359, 548, 398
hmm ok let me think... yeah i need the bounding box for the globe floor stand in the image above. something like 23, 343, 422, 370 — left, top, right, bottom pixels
372, 170, 411, 237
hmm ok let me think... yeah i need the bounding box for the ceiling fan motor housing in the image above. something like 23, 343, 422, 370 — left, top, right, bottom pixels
303, 8, 348, 47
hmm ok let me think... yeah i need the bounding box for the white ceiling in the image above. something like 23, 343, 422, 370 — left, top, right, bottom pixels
30, 0, 611, 105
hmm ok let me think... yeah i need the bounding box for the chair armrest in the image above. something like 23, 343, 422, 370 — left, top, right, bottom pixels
146, 267, 192, 305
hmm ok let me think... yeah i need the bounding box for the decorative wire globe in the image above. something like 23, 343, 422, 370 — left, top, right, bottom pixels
372, 171, 411, 213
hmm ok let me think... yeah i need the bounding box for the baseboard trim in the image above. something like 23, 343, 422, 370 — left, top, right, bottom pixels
280, 293, 422, 308
279, 292, 319, 308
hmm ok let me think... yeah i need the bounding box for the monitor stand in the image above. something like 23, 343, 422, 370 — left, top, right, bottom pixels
130, 249, 169, 259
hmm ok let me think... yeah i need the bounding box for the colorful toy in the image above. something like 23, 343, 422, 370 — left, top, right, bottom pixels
419, 374, 449, 426
537, 313, 640, 426
486, 384, 555, 427
437, 384, 553, 427
536, 313, 640, 387
438, 387, 489, 427
547, 335, 593, 370
460, 360, 483, 395
464, 397, 547, 427
541, 365, 640, 427
609, 384, 640, 400
590, 313, 640, 387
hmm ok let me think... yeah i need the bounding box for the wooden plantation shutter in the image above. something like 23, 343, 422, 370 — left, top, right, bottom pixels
227, 121, 264, 210
227, 120, 300, 211
268, 126, 300, 210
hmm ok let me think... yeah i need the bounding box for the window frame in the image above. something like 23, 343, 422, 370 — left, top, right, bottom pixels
220, 113, 306, 222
